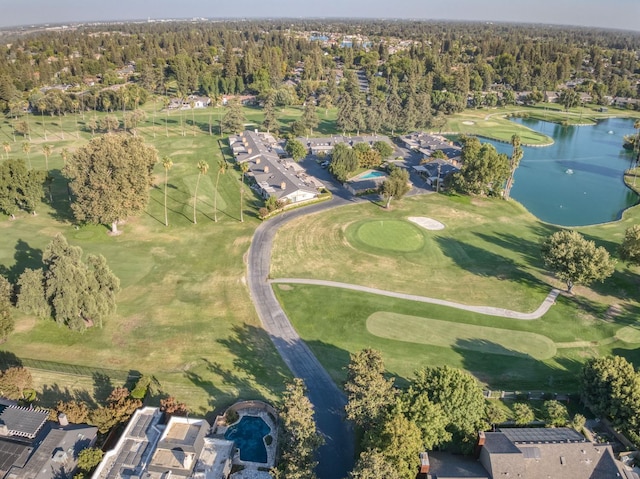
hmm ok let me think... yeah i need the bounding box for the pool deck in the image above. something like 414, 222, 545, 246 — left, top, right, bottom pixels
350, 169, 387, 182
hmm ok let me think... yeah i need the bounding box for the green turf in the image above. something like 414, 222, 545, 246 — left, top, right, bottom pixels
349, 220, 425, 252
0, 101, 296, 414
366, 312, 557, 360
275, 284, 640, 392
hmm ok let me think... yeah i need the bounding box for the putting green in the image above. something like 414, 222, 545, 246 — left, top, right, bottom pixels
615, 326, 640, 344
347, 220, 425, 253
367, 312, 557, 360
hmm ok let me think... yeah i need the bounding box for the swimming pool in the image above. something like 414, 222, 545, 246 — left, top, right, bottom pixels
359, 170, 386, 180
224, 415, 270, 463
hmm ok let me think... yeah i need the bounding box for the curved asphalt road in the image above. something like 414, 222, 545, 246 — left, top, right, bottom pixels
247, 195, 358, 479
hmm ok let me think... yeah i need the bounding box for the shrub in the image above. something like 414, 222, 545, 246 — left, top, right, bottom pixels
225, 409, 239, 425
265, 434, 273, 445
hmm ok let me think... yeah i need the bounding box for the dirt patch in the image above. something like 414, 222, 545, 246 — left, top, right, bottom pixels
462, 121, 475, 125
407, 216, 445, 230
277, 284, 293, 291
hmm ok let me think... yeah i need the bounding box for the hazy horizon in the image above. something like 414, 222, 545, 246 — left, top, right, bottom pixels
1, 0, 639, 32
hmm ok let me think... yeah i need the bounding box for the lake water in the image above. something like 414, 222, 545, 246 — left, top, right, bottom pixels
484, 117, 638, 226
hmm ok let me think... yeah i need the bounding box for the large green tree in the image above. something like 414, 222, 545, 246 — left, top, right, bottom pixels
581, 355, 640, 433
344, 349, 396, 430
450, 136, 510, 196
64, 134, 157, 234
364, 413, 423, 479
380, 166, 411, 208
274, 378, 323, 479
0, 159, 46, 218
541, 230, 615, 293
16, 268, 50, 318
409, 366, 488, 451
41, 234, 120, 330
286, 138, 307, 162
619, 224, 640, 266
329, 143, 358, 182
349, 449, 401, 479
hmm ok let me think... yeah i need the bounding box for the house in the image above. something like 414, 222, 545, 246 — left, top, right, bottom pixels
298, 134, 393, 156
92, 407, 234, 479
187, 95, 211, 109
400, 132, 462, 165
415, 158, 459, 186
221, 95, 257, 106
427, 428, 628, 479
230, 130, 324, 204
0, 404, 97, 479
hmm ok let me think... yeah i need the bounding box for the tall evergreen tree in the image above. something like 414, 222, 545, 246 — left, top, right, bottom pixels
262, 91, 279, 134
274, 378, 323, 479
220, 99, 246, 134
344, 349, 396, 430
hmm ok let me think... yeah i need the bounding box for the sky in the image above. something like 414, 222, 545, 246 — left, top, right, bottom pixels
0, 0, 639, 32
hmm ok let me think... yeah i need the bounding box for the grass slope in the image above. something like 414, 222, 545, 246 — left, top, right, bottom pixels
272, 192, 640, 392
0, 104, 294, 415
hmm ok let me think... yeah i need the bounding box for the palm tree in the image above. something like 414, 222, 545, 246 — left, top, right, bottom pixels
504, 134, 524, 200
633, 119, 640, 187
37, 100, 47, 140
239, 162, 249, 223
162, 156, 173, 226
60, 147, 69, 165
71, 99, 80, 138
42, 144, 52, 171
163, 97, 170, 138
2, 141, 10, 159
193, 160, 209, 224
214, 160, 227, 222
190, 99, 196, 136
22, 142, 31, 168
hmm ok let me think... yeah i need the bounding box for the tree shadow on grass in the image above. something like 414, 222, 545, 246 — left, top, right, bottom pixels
46, 168, 75, 224
92, 372, 113, 406
0, 351, 22, 370
39, 383, 98, 409
473, 223, 556, 270
453, 338, 583, 392
0, 239, 43, 284
435, 237, 547, 292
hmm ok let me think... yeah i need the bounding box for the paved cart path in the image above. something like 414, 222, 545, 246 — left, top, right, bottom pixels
270, 278, 560, 320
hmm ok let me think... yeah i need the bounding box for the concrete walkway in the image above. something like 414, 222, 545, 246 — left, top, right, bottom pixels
270, 278, 560, 320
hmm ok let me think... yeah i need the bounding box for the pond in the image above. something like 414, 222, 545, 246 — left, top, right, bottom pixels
484, 117, 638, 226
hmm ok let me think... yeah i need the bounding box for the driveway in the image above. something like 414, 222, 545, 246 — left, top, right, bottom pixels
247, 196, 358, 479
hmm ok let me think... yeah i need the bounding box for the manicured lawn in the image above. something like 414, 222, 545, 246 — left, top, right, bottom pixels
443, 104, 640, 145
272, 194, 556, 311
366, 312, 557, 360
274, 283, 640, 392
272, 191, 640, 392
0, 103, 293, 415
350, 219, 425, 252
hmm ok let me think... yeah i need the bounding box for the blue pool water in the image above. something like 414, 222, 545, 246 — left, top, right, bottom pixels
224, 415, 270, 463
359, 170, 386, 180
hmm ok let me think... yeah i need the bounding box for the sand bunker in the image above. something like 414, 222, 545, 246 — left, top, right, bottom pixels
462, 120, 475, 125
408, 217, 445, 230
